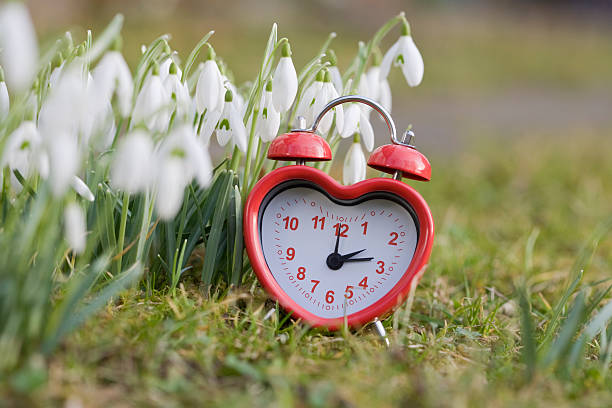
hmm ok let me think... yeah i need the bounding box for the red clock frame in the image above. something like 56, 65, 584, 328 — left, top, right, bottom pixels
244, 165, 434, 330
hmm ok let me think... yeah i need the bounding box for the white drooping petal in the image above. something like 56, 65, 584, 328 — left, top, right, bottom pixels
160, 124, 213, 189
190, 141, 213, 188
93, 51, 134, 117
0, 81, 8, 119
380, 36, 423, 87
163, 73, 193, 120
159, 56, 182, 82
358, 73, 370, 99
379, 79, 392, 113
48, 132, 80, 197
329, 66, 343, 95
38, 60, 90, 138
132, 74, 169, 132
229, 103, 248, 152
258, 90, 280, 142
222, 77, 241, 115
195, 60, 223, 113
343, 143, 367, 185
294, 80, 322, 126
366, 67, 382, 101
71, 176, 94, 202
82, 75, 116, 151
272, 56, 298, 112
216, 116, 231, 147
314, 82, 343, 135
0, 2, 38, 93
49, 63, 64, 88
64, 203, 87, 254
359, 111, 375, 152
154, 157, 186, 220
340, 104, 360, 138
110, 130, 154, 193
398, 36, 424, 87
1, 121, 46, 190
199, 109, 222, 146
379, 41, 400, 80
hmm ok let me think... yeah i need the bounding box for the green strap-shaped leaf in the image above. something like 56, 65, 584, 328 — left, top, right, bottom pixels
201, 171, 233, 285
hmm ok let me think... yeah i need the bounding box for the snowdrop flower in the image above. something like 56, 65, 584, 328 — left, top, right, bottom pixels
155, 157, 184, 220
312, 70, 344, 135
158, 124, 213, 188
378, 75, 392, 113
327, 50, 343, 95
0, 67, 8, 120
36, 61, 89, 196
272, 42, 297, 113
256, 80, 280, 142
159, 54, 181, 82
195, 45, 224, 114
199, 108, 222, 146
222, 76, 244, 117
1, 121, 48, 190
47, 132, 80, 197
93, 45, 134, 117
358, 73, 371, 100
295, 70, 324, 126
0, 2, 38, 93
110, 130, 155, 193
340, 104, 374, 152
38, 59, 90, 137
132, 64, 170, 132
343, 142, 367, 185
71, 176, 94, 202
216, 89, 247, 152
380, 21, 424, 87
154, 124, 212, 219
163, 62, 192, 120
64, 203, 86, 254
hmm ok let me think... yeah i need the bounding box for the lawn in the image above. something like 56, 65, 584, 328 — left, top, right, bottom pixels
6, 136, 609, 407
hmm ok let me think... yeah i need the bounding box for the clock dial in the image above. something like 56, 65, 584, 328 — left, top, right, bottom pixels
260, 181, 419, 319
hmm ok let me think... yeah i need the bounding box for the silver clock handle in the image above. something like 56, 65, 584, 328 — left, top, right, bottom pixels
310, 95, 407, 147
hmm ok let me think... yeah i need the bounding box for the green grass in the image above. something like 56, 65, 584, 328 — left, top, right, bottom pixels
4, 135, 610, 407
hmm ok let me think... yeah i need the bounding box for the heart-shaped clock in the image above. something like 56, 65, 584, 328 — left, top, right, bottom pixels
244, 96, 434, 330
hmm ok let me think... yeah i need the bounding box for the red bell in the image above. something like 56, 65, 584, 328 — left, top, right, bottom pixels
368, 142, 431, 182
267, 131, 332, 162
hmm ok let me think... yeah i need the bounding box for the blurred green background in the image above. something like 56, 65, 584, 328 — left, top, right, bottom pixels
28, 0, 612, 156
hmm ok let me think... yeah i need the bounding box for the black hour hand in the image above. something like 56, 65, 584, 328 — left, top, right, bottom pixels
343, 257, 374, 263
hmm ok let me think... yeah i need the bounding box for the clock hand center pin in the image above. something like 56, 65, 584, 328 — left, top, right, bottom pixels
326, 224, 372, 270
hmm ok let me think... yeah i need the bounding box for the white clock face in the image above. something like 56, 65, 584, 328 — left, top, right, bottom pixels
260, 182, 419, 319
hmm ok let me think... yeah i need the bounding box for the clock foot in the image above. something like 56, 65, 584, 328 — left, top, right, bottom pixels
373, 317, 390, 348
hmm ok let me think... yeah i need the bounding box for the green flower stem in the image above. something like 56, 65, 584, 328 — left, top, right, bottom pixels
230, 146, 242, 173
242, 108, 259, 192
115, 192, 130, 275
136, 192, 153, 263
344, 12, 406, 92
247, 140, 267, 192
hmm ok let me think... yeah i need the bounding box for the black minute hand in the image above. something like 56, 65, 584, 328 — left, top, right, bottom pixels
333, 224, 341, 254
340, 249, 366, 261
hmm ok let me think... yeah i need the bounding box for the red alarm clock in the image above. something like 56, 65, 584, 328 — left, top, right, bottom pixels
244, 96, 434, 331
